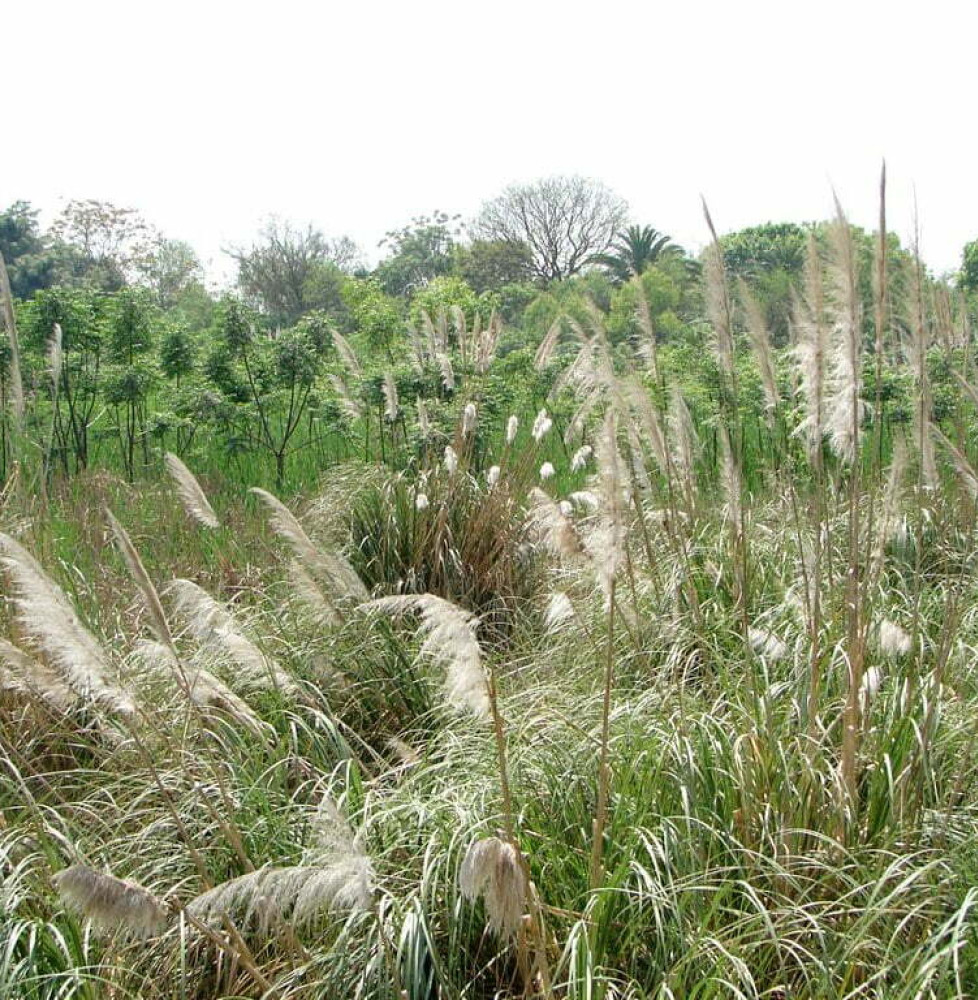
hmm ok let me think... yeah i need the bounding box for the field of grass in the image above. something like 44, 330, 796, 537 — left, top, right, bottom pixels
3, 198, 978, 999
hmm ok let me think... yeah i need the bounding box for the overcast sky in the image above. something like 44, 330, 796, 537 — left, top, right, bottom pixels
4, 1, 975, 284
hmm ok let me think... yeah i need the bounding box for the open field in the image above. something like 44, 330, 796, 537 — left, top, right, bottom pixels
3, 182, 978, 999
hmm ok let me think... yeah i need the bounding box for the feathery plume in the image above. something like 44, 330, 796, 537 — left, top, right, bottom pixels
406, 321, 426, 371
534, 316, 563, 370
823, 201, 863, 463
876, 619, 911, 657
188, 861, 372, 933
0, 533, 135, 716
874, 437, 908, 565
443, 445, 458, 476
461, 402, 478, 437
168, 579, 297, 696
287, 561, 341, 627
748, 627, 789, 662
668, 389, 698, 488
451, 305, 468, 360
331, 328, 362, 377
0, 637, 78, 712
701, 203, 735, 378
791, 236, 829, 464
620, 376, 668, 477
437, 349, 456, 391
718, 424, 741, 527
739, 279, 779, 416
532, 409, 553, 442
415, 492, 429, 511
459, 836, 527, 939
416, 397, 431, 438
105, 509, 173, 652
359, 594, 490, 717
134, 641, 265, 735
932, 424, 978, 499
632, 273, 659, 380
539, 462, 555, 481
164, 453, 219, 529
382, 372, 399, 422
506, 415, 519, 445
329, 372, 363, 422
571, 445, 592, 472
588, 410, 625, 604
0, 251, 24, 421
48, 322, 64, 391
543, 592, 575, 633
526, 487, 584, 561
486, 465, 500, 489
250, 488, 367, 601
475, 310, 501, 374
53, 865, 167, 938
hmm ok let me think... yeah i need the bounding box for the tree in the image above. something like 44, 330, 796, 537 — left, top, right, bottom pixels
0, 201, 55, 297
49, 199, 155, 289
474, 176, 628, 282
138, 238, 203, 309
960, 239, 978, 294
591, 225, 685, 284
375, 211, 461, 296
230, 219, 359, 327
455, 239, 533, 293
719, 222, 809, 278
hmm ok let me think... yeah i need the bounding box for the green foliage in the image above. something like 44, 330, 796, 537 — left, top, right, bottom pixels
340, 278, 401, 354
592, 224, 687, 283
375, 211, 461, 296
719, 221, 810, 277
454, 238, 533, 292
607, 266, 683, 346
960, 238, 978, 293
408, 276, 490, 327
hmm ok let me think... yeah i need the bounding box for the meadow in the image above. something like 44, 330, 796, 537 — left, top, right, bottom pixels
2, 183, 978, 999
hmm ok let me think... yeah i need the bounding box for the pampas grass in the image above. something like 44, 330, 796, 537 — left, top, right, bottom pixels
0, 636, 78, 712
168, 578, 297, 696
0, 532, 136, 717
0, 251, 24, 421
250, 487, 367, 602
359, 594, 490, 718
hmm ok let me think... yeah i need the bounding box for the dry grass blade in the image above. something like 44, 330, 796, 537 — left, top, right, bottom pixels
932, 424, 978, 499
53, 864, 168, 938
164, 453, 219, 529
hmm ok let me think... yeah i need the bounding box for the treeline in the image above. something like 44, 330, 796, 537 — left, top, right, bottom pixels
1, 178, 975, 490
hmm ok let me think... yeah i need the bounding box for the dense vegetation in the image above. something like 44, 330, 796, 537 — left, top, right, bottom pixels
3, 174, 978, 998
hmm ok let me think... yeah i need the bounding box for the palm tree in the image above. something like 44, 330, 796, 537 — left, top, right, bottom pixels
591, 225, 685, 283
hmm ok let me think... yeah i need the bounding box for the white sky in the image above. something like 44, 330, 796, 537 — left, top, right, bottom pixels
4, 0, 976, 285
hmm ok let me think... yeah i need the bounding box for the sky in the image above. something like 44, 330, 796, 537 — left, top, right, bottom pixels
4, 0, 976, 285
